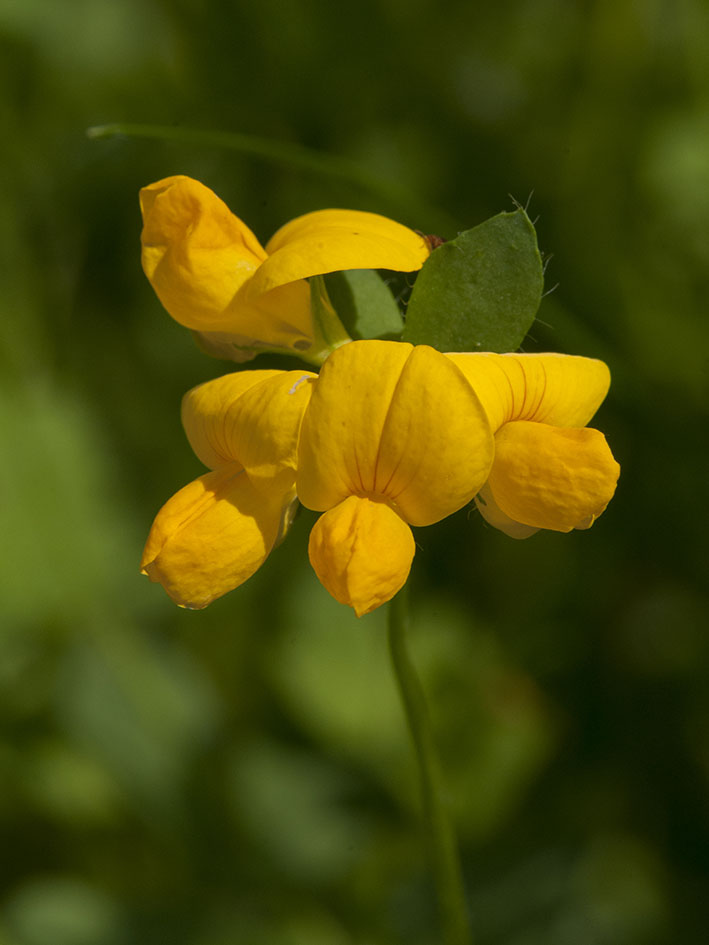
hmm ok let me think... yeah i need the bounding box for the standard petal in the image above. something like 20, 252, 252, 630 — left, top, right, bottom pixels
446, 353, 611, 432
308, 496, 415, 617
181, 370, 284, 469
140, 463, 287, 609
251, 209, 430, 296
486, 421, 620, 533
297, 340, 414, 511
375, 345, 494, 526
297, 341, 493, 525
140, 176, 268, 332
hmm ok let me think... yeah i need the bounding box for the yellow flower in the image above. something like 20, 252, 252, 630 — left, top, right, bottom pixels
140, 175, 429, 360
446, 353, 620, 538
141, 368, 316, 608
297, 340, 495, 615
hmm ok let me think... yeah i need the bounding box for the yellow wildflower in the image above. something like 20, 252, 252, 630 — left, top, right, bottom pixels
446, 353, 620, 538
141, 344, 619, 612
141, 368, 316, 608
297, 340, 495, 615
139, 175, 429, 359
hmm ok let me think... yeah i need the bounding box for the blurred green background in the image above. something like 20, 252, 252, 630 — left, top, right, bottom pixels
1, 1, 708, 943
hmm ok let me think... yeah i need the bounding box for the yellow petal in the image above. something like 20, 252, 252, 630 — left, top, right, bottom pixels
140, 463, 287, 609
140, 176, 268, 332
375, 345, 494, 525
486, 421, 620, 533
181, 370, 284, 469
215, 279, 315, 350
182, 369, 316, 488
446, 353, 611, 432
250, 209, 430, 296
308, 496, 415, 617
225, 370, 317, 492
297, 341, 494, 525
474, 483, 539, 539
297, 340, 413, 511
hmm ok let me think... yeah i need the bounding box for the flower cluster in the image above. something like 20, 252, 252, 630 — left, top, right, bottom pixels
140, 177, 620, 615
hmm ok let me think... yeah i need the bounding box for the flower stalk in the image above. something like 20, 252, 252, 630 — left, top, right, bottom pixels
303, 275, 354, 366
387, 585, 473, 945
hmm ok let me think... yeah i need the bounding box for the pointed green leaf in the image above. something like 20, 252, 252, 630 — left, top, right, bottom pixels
403, 209, 543, 352
324, 269, 404, 341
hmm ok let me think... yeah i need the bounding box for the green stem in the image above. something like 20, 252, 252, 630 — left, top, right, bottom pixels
86, 123, 456, 233
387, 585, 473, 945
305, 275, 353, 365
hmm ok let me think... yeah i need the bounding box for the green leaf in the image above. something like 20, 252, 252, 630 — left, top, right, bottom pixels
403, 208, 544, 352
324, 269, 404, 341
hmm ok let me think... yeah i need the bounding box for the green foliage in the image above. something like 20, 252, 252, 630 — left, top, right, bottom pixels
325, 269, 404, 341
404, 209, 543, 352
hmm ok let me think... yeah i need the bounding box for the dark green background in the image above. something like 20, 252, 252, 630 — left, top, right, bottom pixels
1, 1, 707, 943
